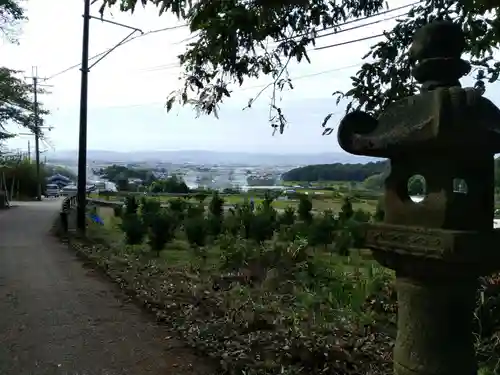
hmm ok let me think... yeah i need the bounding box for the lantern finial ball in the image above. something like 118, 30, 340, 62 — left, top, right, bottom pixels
409, 20, 470, 87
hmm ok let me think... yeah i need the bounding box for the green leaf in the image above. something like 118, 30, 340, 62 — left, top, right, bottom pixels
97, 0, 500, 134
322, 128, 334, 136
165, 96, 175, 112
322, 113, 333, 127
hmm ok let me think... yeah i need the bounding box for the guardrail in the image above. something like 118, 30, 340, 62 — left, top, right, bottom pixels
87, 198, 123, 208
59, 196, 123, 233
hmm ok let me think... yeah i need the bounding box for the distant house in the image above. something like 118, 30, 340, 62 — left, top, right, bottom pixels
128, 178, 143, 185
61, 184, 96, 195
46, 174, 72, 188
91, 180, 118, 192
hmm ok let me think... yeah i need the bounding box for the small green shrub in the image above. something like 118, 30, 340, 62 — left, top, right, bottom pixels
249, 211, 275, 243
169, 198, 187, 220
278, 206, 296, 226
140, 197, 162, 227
124, 195, 139, 214
307, 210, 337, 248
185, 216, 207, 248
120, 213, 146, 245
297, 194, 313, 224
147, 209, 176, 256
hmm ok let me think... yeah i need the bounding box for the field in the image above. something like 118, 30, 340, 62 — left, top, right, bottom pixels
281, 180, 360, 188
65, 194, 500, 375
89, 183, 381, 214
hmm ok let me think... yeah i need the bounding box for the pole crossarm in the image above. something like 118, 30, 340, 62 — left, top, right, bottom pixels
88, 15, 143, 32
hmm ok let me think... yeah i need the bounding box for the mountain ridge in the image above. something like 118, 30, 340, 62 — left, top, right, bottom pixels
46, 149, 380, 166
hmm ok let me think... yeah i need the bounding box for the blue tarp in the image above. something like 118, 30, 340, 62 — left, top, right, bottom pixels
89, 213, 104, 225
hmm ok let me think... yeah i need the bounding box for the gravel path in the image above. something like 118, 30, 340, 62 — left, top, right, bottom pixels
0, 200, 214, 375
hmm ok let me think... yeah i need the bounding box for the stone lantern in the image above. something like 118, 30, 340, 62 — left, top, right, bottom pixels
337, 21, 500, 375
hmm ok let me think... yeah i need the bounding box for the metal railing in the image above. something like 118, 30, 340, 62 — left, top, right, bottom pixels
59, 194, 124, 233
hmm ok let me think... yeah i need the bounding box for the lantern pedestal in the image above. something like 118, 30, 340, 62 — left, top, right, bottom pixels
393, 275, 477, 375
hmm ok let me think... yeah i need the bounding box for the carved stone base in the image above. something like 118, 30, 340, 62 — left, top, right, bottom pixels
394, 275, 477, 375
366, 223, 500, 276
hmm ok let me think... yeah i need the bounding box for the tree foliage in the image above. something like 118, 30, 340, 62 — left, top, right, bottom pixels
147, 209, 176, 256
44, 164, 77, 181
297, 194, 313, 223
97, 0, 500, 133
362, 172, 386, 190
0, 1, 49, 142
151, 175, 190, 193
97, 0, 384, 132
283, 160, 387, 182
98, 164, 156, 185
407, 174, 426, 196
0, 155, 47, 199
121, 212, 147, 245
0, 68, 49, 141
333, 0, 500, 119
0, 0, 25, 43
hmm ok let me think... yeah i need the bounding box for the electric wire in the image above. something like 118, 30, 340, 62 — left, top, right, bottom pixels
78, 62, 362, 110
136, 11, 405, 74
45, 24, 187, 80
315, 33, 384, 51
42, 1, 419, 117
46, 31, 383, 110
45, 1, 419, 80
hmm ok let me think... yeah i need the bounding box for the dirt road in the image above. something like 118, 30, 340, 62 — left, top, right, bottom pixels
0, 200, 213, 375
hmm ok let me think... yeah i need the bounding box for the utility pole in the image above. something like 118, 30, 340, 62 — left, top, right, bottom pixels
32, 68, 41, 201
26, 67, 53, 202
75, 2, 142, 233
76, 0, 91, 232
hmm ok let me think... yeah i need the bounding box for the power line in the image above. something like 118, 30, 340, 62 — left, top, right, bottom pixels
46, 2, 418, 80
241, 63, 362, 91
139, 62, 179, 72
71, 62, 361, 110
312, 12, 405, 42
314, 33, 384, 51
45, 32, 380, 111
128, 29, 383, 75
274, 0, 420, 44
46, 24, 187, 80
134, 11, 404, 74
44, 29, 383, 115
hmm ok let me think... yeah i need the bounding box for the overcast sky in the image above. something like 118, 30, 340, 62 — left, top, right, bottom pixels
2, 0, 499, 154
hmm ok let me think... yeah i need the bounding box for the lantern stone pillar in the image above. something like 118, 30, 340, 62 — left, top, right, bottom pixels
337, 20, 500, 375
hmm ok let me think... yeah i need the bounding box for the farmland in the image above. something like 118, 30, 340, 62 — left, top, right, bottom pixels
89, 183, 382, 214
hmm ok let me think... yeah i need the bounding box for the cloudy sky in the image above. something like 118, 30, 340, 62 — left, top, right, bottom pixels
2, 0, 499, 154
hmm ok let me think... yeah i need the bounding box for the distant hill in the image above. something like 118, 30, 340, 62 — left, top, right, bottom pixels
282, 161, 388, 182
45, 150, 380, 166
